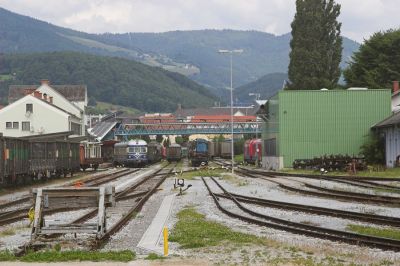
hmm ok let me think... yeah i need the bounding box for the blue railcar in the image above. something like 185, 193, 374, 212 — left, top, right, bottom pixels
113, 139, 148, 167
188, 138, 209, 167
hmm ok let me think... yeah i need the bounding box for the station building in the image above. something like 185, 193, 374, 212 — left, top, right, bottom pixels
260, 89, 391, 170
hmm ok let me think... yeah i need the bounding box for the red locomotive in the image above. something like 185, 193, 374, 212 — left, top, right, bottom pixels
244, 139, 262, 165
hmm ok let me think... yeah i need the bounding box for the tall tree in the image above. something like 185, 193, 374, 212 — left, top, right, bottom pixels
288, 0, 343, 90
344, 29, 400, 89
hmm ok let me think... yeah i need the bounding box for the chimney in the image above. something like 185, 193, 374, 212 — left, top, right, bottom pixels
33, 91, 42, 99
24, 88, 35, 95
49, 96, 53, 104
40, 79, 50, 85
393, 81, 399, 94
43, 93, 47, 101
177, 103, 182, 110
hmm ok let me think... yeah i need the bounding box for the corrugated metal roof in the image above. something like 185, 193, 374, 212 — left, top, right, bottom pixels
89, 121, 117, 141
373, 111, 400, 128
9, 85, 87, 103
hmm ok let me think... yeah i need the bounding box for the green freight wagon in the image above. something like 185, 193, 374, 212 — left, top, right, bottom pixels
261, 89, 391, 169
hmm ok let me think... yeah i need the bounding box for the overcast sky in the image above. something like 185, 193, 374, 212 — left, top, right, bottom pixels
1, 0, 399, 42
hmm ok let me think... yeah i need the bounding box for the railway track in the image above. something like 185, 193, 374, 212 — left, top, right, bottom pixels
0, 168, 139, 226
214, 161, 400, 206
253, 172, 400, 206
214, 191, 400, 227
203, 176, 400, 251
15, 163, 175, 255
263, 169, 400, 192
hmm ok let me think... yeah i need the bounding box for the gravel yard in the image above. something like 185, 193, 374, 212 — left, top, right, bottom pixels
2, 165, 400, 265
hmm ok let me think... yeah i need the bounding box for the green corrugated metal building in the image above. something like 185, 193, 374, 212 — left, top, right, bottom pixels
261, 90, 391, 169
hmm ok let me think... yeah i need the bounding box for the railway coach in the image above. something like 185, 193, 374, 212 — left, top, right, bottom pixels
80, 141, 103, 171
166, 143, 182, 162
0, 133, 80, 187
113, 139, 148, 167
147, 141, 162, 164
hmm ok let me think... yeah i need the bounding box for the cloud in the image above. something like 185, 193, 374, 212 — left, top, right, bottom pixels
0, 0, 399, 42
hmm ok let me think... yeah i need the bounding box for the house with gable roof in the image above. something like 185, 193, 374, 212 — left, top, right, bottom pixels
0, 80, 86, 137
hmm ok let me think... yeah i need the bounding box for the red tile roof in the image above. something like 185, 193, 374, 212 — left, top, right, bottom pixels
191, 115, 256, 123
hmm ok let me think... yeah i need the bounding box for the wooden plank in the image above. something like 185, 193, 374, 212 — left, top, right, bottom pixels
97, 187, 105, 237
45, 223, 98, 228
40, 229, 97, 234
33, 189, 43, 237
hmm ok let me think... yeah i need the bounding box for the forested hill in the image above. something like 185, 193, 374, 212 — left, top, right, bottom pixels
95, 30, 360, 88
235, 73, 288, 102
0, 52, 216, 112
0, 7, 360, 92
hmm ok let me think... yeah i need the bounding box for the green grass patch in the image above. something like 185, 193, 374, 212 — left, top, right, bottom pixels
87, 101, 140, 116
220, 174, 249, 186
144, 253, 166, 260
0, 251, 16, 261
169, 208, 270, 249
0, 74, 12, 81
282, 167, 400, 178
347, 224, 400, 240
20, 250, 135, 262
0, 228, 16, 237
373, 187, 400, 195
181, 168, 228, 180
234, 154, 244, 164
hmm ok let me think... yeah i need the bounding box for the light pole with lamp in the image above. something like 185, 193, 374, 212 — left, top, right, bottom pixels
218, 49, 243, 174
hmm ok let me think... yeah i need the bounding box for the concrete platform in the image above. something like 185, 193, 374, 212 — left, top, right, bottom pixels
137, 194, 175, 254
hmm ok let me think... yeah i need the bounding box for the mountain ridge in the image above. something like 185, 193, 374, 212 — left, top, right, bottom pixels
0, 52, 216, 112
0, 7, 360, 103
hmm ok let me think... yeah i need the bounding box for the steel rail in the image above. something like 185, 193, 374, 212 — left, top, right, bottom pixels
214, 192, 400, 227
313, 177, 400, 191
243, 167, 400, 182
203, 176, 400, 251
0, 168, 126, 212
93, 167, 173, 248
0, 169, 139, 226
226, 164, 400, 206
15, 163, 174, 256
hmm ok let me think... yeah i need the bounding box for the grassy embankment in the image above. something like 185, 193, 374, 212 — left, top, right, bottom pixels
347, 224, 400, 240
169, 208, 270, 248
0, 250, 135, 262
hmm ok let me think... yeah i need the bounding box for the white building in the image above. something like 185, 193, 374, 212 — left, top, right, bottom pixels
1, 80, 87, 137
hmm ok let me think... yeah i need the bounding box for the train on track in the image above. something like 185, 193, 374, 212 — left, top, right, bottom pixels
243, 139, 262, 165
79, 141, 103, 171
113, 139, 149, 167
188, 138, 209, 166
166, 143, 182, 162
0, 133, 81, 187
147, 141, 163, 164
208, 140, 232, 159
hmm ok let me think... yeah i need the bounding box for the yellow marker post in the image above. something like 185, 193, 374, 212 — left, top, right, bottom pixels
163, 226, 168, 256
28, 207, 35, 226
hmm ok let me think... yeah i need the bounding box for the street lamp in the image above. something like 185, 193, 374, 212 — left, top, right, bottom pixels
218, 49, 243, 174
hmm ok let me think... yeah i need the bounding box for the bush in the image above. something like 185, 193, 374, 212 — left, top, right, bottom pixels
360, 133, 385, 165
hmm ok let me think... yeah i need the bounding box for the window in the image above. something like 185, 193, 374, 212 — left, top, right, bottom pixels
12, 122, 19, 129
5, 122, 11, 129
70, 122, 81, 135
26, 104, 33, 113
22, 122, 30, 131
